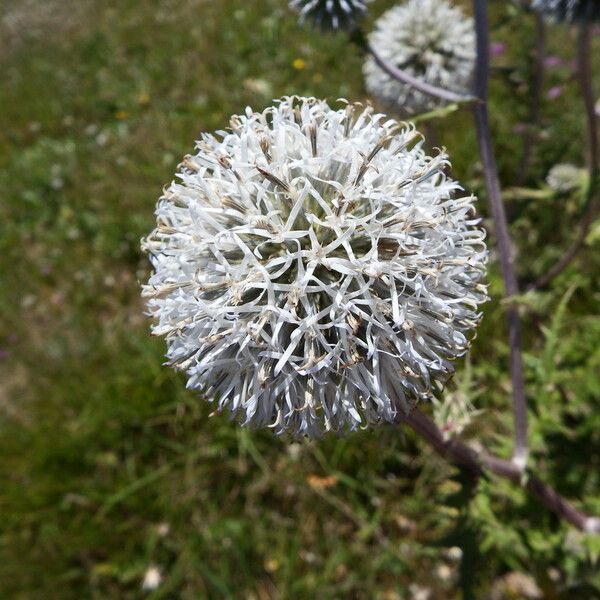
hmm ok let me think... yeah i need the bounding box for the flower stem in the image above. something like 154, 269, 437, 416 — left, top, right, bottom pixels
472, 0, 528, 469
530, 23, 599, 290
404, 408, 599, 533
364, 41, 478, 105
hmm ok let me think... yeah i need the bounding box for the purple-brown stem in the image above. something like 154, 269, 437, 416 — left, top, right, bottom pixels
472, 0, 528, 468
530, 23, 599, 290
404, 408, 600, 534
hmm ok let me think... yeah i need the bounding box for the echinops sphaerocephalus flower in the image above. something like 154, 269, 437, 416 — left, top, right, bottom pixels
289, 0, 371, 31
531, 0, 600, 23
363, 0, 475, 115
142, 97, 487, 437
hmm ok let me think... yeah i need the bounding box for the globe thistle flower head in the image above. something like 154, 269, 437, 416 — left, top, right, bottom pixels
289, 0, 371, 31
142, 97, 488, 437
363, 0, 476, 115
531, 0, 600, 23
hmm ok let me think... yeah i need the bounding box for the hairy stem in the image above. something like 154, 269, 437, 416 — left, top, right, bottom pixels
404, 408, 600, 534
472, 0, 528, 468
530, 24, 599, 290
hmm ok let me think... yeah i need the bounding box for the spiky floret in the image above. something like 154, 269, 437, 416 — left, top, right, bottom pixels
531, 0, 600, 23
289, 0, 370, 31
363, 0, 475, 115
142, 97, 488, 437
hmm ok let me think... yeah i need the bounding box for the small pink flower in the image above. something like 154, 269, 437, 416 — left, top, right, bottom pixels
547, 86, 563, 100
490, 42, 506, 57
50, 291, 65, 305
544, 56, 562, 68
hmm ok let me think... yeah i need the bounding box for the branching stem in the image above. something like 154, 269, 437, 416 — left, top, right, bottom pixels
404, 408, 599, 534
355, 3, 598, 530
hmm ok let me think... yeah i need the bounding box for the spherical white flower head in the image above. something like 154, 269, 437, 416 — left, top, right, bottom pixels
142, 97, 487, 437
363, 0, 475, 115
546, 163, 586, 193
531, 0, 600, 23
290, 0, 370, 31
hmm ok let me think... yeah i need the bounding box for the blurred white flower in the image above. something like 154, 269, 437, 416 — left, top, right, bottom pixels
243, 78, 272, 97
546, 163, 586, 193
289, 0, 370, 31
531, 0, 600, 23
141, 565, 162, 591
409, 584, 432, 600
363, 0, 475, 115
142, 97, 487, 437
491, 572, 542, 599
287, 442, 303, 460
446, 546, 463, 561
436, 563, 454, 582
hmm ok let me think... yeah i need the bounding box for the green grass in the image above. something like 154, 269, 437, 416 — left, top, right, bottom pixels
1, 1, 599, 598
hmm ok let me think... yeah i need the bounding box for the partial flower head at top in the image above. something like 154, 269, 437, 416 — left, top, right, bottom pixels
363, 0, 476, 115
531, 0, 600, 23
142, 97, 488, 437
289, 0, 371, 31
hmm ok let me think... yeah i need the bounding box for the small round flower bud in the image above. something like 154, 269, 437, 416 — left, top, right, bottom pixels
142, 97, 487, 437
363, 0, 475, 115
531, 0, 600, 23
289, 0, 370, 31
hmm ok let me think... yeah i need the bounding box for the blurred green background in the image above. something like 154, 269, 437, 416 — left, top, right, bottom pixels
1, 0, 599, 598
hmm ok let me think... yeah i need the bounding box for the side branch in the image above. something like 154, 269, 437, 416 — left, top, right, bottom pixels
364, 41, 477, 105
404, 408, 600, 534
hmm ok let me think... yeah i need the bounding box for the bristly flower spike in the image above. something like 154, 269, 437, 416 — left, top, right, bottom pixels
531, 0, 600, 23
289, 0, 371, 31
142, 97, 488, 437
363, 0, 476, 115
